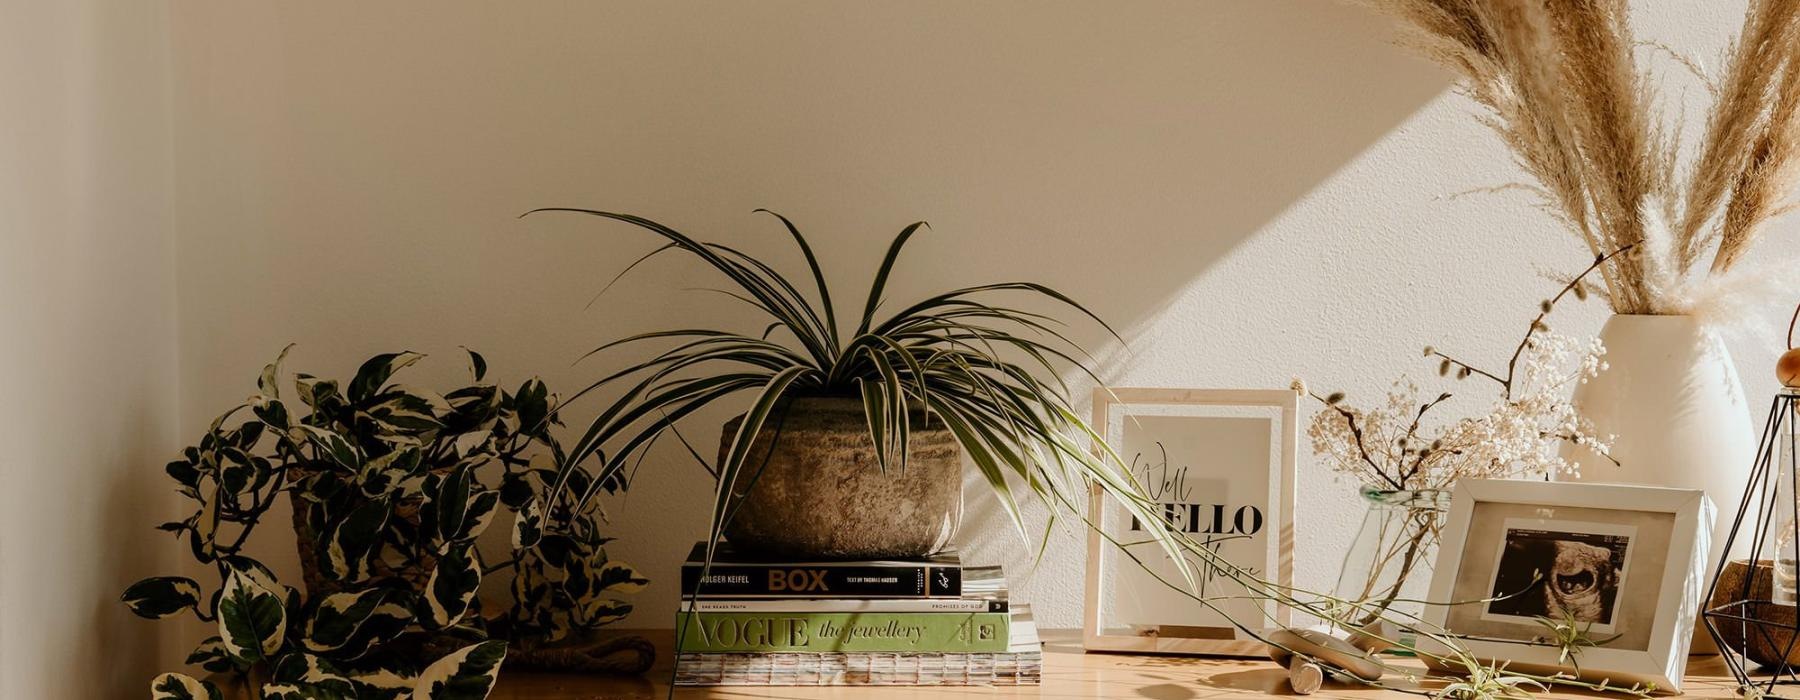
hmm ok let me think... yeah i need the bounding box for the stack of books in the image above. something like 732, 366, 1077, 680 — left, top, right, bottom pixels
672, 542, 1041, 686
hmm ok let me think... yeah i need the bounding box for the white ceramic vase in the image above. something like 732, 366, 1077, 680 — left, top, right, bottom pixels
1559, 315, 1754, 652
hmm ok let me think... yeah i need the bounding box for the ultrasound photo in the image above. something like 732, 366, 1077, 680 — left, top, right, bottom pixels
1485, 527, 1630, 625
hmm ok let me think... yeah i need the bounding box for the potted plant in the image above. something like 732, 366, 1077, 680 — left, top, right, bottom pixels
124, 348, 648, 699
525, 208, 1184, 566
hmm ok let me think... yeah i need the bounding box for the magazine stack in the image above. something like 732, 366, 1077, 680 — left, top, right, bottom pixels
672, 542, 1041, 686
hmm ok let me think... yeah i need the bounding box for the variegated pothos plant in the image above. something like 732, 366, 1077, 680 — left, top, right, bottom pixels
123, 348, 646, 699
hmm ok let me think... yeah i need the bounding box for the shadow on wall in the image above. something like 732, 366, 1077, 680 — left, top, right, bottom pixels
169, 0, 1448, 627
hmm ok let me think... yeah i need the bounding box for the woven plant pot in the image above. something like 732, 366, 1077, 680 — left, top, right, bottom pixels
289, 480, 436, 599
718, 396, 962, 560
1709, 559, 1800, 670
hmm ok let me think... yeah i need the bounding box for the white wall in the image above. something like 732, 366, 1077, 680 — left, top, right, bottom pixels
164, 0, 1796, 633
0, 0, 179, 696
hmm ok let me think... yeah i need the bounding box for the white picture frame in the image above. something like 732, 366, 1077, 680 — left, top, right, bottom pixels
1082, 388, 1298, 657
1418, 479, 1715, 693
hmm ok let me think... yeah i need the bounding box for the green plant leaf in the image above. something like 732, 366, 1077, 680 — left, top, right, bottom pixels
463, 347, 488, 383
755, 209, 838, 343
594, 560, 649, 595
450, 490, 499, 543
423, 465, 473, 545
410, 640, 507, 700
323, 497, 391, 581
185, 636, 237, 673
258, 343, 295, 400
423, 544, 482, 629
349, 351, 426, 403
710, 366, 810, 554
217, 566, 286, 662
151, 672, 222, 700
511, 498, 543, 549
853, 220, 928, 338
267, 652, 356, 699
304, 588, 390, 653
292, 424, 362, 471
121, 576, 202, 619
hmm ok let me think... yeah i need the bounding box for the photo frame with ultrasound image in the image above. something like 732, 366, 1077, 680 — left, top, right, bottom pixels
1418, 480, 1715, 693
1082, 388, 1297, 657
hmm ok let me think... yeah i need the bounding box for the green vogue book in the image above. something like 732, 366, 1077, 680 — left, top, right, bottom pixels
675, 611, 1010, 653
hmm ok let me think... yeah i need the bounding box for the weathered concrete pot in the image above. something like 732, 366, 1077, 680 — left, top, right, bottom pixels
718, 396, 961, 560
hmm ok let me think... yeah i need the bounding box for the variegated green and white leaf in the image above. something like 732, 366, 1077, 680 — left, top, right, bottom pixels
258, 343, 294, 400
269, 652, 356, 698
349, 351, 426, 402
222, 555, 291, 602
422, 545, 481, 629
450, 490, 499, 543
422, 466, 472, 544
333, 599, 417, 660
595, 561, 649, 595
366, 391, 448, 434
304, 588, 389, 653
464, 348, 488, 383
577, 597, 632, 627
191, 484, 221, 563
291, 424, 363, 471
121, 576, 201, 619
217, 566, 286, 662
323, 498, 390, 581
358, 448, 422, 498
450, 430, 490, 459
250, 394, 291, 430
411, 640, 507, 700
345, 666, 416, 699
185, 636, 237, 673
511, 499, 543, 550
151, 672, 221, 700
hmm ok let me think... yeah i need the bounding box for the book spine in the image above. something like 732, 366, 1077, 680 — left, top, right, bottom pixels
680, 563, 961, 598
688, 598, 1006, 613
675, 611, 1009, 653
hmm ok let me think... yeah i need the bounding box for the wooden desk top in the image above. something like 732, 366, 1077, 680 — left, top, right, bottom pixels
490, 630, 1747, 699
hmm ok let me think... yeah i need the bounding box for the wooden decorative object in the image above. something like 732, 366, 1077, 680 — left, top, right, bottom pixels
1779, 348, 1800, 388
1709, 560, 1800, 671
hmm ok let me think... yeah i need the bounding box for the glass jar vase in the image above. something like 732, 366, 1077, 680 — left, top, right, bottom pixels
1332, 486, 1451, 637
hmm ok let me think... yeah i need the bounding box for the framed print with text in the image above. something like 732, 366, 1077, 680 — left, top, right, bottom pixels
1083, 388, 1298, 657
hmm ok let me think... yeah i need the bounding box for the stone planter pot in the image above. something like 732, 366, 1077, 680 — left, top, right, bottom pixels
717, 396, 962, 559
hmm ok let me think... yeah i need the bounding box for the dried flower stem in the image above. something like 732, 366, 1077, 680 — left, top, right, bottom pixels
1430, 244, 1634, 399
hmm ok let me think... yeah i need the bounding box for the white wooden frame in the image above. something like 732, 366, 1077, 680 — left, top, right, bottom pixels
1418, 479, 1715, 693
1082, 388, 1298, 657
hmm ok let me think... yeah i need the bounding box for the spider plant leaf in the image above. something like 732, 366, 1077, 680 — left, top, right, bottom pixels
755, 208, 838, 348
709, 366, 812, 554
706, 242, 833, 359
586, 241, 677, 310
861, 345, 910, 471
925, 395, 1028, 541
854, 221, 929, 338
857, 377, 889, 474
525, 208, 832, 365
558, 373, 772, 500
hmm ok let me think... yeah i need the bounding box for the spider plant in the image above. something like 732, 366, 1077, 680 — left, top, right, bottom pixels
524, 208, 1192, 581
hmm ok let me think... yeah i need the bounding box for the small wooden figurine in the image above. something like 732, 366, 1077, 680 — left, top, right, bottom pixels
1265, 628, 1385, 695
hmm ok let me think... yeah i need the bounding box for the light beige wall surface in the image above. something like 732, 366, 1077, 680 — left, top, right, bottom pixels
162, 0, 1794, 642
1, 0, 179, 696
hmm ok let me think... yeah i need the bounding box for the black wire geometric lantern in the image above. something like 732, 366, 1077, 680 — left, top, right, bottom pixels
1704, 386, 1800, 698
